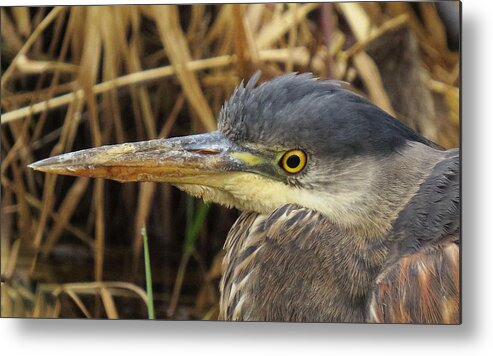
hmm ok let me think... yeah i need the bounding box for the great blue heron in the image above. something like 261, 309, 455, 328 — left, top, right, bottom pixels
30, 73, 460, 323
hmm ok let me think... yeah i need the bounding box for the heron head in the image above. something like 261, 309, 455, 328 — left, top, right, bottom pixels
30, 73, 438, 229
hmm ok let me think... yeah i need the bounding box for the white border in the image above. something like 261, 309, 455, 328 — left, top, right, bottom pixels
2, 1, 493, 355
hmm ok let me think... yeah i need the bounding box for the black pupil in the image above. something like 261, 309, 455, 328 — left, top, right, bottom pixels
286, 154, 301, 169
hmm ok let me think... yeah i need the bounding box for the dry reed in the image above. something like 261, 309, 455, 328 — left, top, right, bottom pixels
1, 3, 460, 319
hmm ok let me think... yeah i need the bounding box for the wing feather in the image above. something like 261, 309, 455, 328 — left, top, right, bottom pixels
367, 149, 460, 324
366, 240, 459, 324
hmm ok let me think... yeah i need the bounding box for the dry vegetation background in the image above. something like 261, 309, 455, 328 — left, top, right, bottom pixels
1, 3, 459, 320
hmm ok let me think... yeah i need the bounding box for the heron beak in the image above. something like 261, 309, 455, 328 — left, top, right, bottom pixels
28, 132, 269, 185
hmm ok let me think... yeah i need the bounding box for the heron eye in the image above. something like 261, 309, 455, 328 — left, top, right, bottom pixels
280, 149, 307, 174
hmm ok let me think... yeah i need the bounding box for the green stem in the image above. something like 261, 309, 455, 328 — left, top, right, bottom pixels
142, 226, 155, 320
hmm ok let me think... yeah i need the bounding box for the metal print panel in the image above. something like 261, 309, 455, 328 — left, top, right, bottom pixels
1, 2, 460, 323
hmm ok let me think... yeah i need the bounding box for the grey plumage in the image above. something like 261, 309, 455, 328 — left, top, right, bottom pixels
392, 149, 459, 255
219, 73, 438, 158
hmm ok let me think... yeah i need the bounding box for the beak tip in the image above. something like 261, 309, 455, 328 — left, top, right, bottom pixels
28, 157, 59, 172
28, 161, 43, 171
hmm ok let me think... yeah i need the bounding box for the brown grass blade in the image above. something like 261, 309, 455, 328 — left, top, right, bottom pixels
202, 4, 233, 51
1, 53, 229, 125
233, 5, 249, 78
79, 7, 102, 146
99, 287, 119, 319
1, 189, 14, 269
32, 285, 46, 318
256, 3, 319, 50
386, 2, 443, 63
245, 4, 266, 34
353, 52, 395, 116
51, 281, 148, 304
99, 7, 128, 143
152, 5, 216, 131
338, 3, 395, 116
1, 238, 21, 281
337, 3, 372, 40
94, 180, 105, 283
24, 193, 95, 249
74, 7, 106, 288
11, 7, 31, 37
342, 14, 409, 59
128, 39, 157, 138
32, 170, 58, 250
0, 284, 13, 317
186, 5, 206, 45
1, 9, 24, 55
158, 94, 185, 138
2, 6, 66, 89
236, 4, 260, 74
15, 54, 78, 75
63, 289, 93, 318
286, 3, 300, 73
1, 118, 34, 243
4, 82, 76, 109
41, 177, 91, 256
419, 3, 448, 52
51, 299, 62, 318
1, 45, 336, 125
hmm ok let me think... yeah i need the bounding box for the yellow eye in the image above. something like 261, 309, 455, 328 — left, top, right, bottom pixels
280, 149, 307, 174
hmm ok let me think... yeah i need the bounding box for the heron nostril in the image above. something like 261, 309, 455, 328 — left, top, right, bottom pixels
186, 148, 221, 155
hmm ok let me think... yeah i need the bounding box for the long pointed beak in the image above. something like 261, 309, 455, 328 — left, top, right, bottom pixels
29, 132, 268, 185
